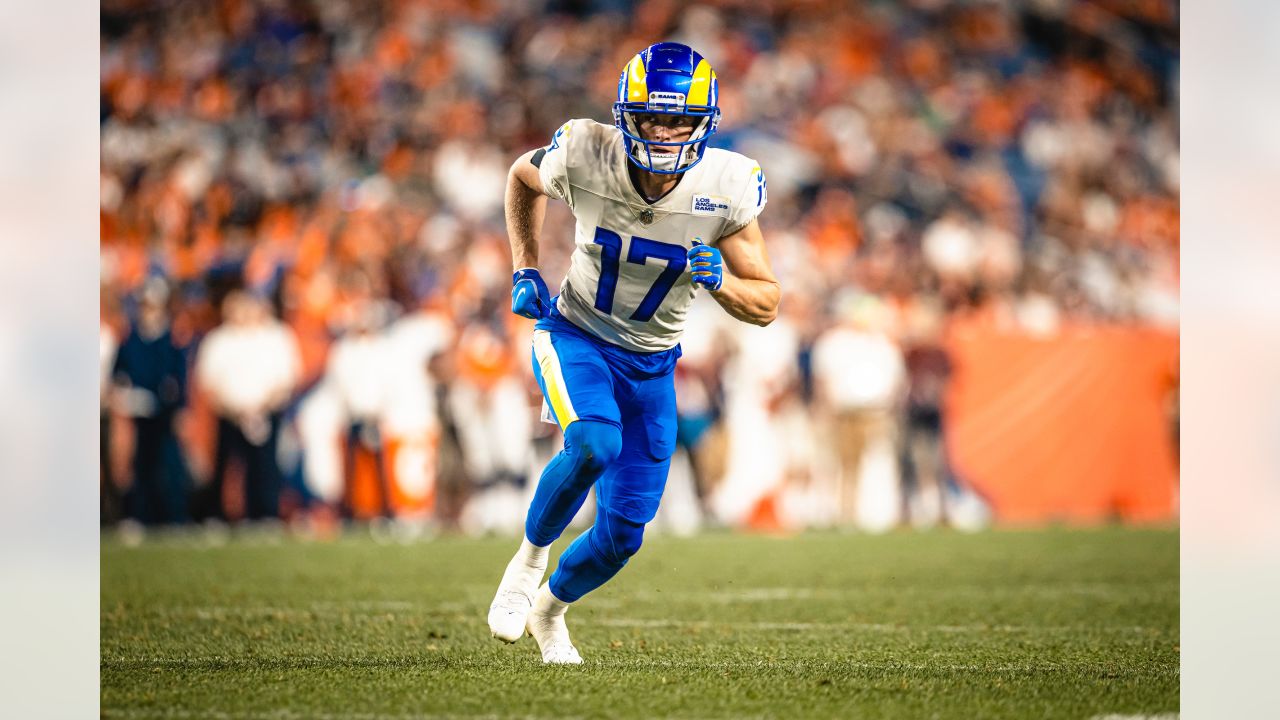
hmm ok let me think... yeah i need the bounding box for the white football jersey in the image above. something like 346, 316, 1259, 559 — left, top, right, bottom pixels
537, 118, 767, 353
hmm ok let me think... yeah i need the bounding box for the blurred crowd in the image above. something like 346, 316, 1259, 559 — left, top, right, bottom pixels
100, 0, 1178, 535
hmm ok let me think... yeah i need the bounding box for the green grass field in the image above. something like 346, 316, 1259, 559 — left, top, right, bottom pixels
101, 527, 1178, 719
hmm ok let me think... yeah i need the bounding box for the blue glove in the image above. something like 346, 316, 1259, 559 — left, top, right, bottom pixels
512, 268, 551, 319
688, 240, 724, 292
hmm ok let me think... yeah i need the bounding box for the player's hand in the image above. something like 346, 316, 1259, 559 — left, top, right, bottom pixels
512, 268, 551, 319
688, 240, 724, 292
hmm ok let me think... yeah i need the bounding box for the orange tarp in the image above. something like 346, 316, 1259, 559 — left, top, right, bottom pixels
944, 321, 1178, 524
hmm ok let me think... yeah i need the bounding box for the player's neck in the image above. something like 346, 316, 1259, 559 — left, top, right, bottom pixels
629, 164, 682, 204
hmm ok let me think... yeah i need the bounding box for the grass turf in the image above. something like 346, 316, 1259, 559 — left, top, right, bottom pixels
102, 526, 1178, 719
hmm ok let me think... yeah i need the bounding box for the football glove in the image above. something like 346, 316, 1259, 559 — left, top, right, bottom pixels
688, 240, 724, 292
512, 267, 551, 319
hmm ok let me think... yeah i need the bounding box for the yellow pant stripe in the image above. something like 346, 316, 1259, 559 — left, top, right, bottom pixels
533, 330, 578, 429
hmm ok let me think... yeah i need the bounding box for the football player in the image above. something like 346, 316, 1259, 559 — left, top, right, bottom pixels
488, 42, 781, 664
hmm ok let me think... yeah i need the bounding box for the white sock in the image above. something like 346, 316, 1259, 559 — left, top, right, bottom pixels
516, 537, 550, 570
533, 583, 571, 617
501, 537, 549, 594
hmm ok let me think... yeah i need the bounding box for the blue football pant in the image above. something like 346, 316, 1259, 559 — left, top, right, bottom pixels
525, 420, 674, 603
525, 329, 677, 603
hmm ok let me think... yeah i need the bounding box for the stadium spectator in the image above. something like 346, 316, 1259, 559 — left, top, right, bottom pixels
899, 297, 953, 528
326, 299, 395, 518
811, 294, 907, 527
194, 291, 301, 521
109, 279, 189, 526
380, 297, 458, 519
671, 298, 729, 523
450, 320, 535, 536
711, 309, 803, 528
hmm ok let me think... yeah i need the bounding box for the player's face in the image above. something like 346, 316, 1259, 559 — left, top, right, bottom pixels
635, 113, 698, 151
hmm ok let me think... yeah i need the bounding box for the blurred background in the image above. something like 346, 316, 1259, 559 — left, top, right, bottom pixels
98, 0, 1178, 540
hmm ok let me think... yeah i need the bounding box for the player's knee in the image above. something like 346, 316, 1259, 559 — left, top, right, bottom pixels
596, 512, 645, 566
565, 421, 622, 475
616, 519, 645, 559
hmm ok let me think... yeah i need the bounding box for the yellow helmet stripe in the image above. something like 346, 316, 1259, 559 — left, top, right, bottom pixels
626, 54, 648, 103
687, 59, 713, 106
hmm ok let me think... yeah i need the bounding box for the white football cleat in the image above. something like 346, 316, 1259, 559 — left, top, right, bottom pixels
535, 640, 583, 665
487, 539, 548, 643
526, 583, 583, 665
488, 588, 533, 643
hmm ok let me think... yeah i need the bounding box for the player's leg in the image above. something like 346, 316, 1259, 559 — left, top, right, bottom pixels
488, 329, 622, 643
526, 456, 668, 664
527, 370, 675, 663
524, 420, 622, 543
525, 329, 626, 542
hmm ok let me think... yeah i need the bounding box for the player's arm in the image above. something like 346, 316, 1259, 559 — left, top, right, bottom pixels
697, 219, 780, 327
505, 148, 557, 318
506, 149, 553, 271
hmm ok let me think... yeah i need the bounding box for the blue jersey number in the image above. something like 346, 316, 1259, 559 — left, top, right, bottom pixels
592, 227, 686, 322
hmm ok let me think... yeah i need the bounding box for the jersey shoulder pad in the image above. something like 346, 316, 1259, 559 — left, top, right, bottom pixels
539, 119, 617, 204
537, 119, 586, 202
702, 149, 767, 234
545, 119, 614, 165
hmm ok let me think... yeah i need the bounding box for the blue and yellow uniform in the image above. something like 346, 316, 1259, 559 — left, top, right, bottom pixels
515, 42, 766, 602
